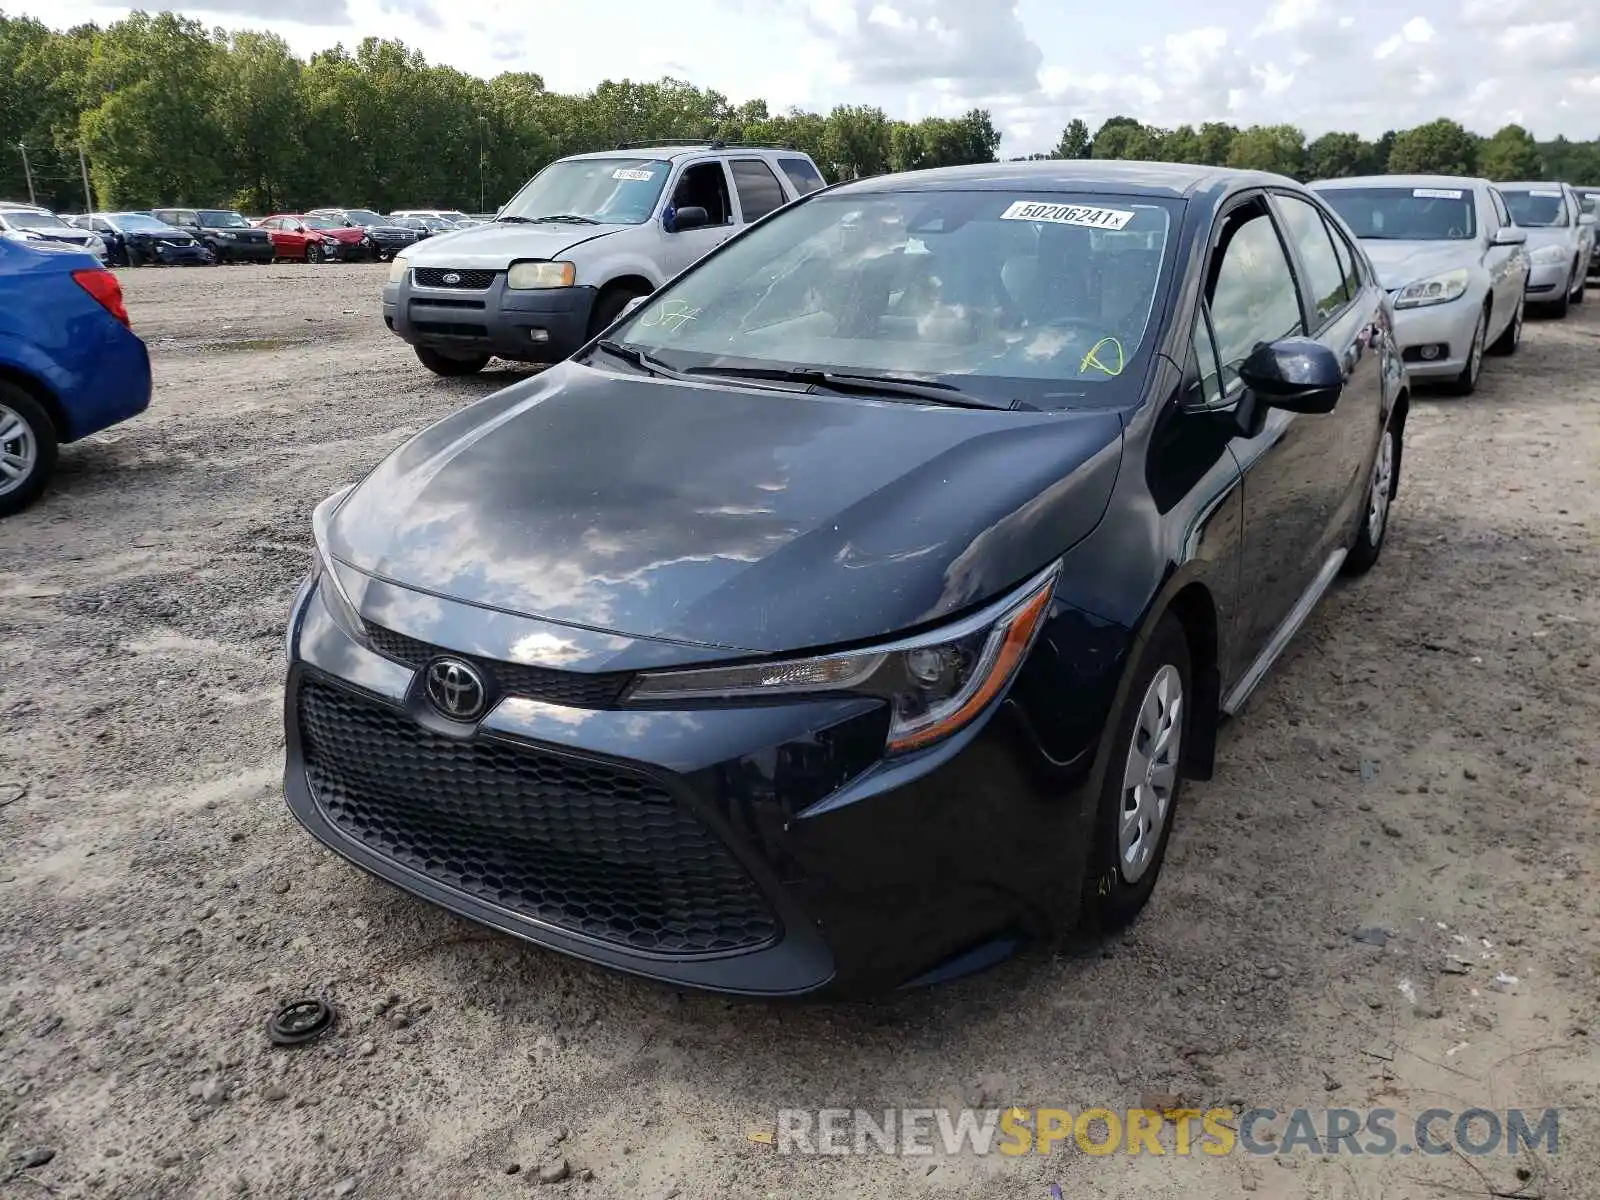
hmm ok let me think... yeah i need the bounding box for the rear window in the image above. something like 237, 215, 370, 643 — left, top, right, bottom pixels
779, 157, 826, 196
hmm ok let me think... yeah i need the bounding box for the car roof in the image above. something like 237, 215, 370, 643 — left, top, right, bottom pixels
830, 159, 1297, 200
0, 201, 51, 213
560, 144, 804, 163
1312, 174, 1490, 190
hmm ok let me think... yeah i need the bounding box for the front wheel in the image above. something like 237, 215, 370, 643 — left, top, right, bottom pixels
1572, 260, 1586, 305
587, 283, 653, 339
0, 385, 59, 519
305, 242, 323, 265
1080, 614, 1191, 932
414, 346, 489, 376
1448, 307, 1487, 395
1488, 296, 1523, 356
1344, 420, 1397, 576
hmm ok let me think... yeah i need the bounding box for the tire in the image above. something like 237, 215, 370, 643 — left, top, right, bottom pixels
1080, 614, 1191, 932
415, 346, 490, 376
1488, 295, 1523, 356
1447, 306, 1487, 395
1572, 260, 1585, 305
0, 385, 59, 519
587, 283, 653, 339
1343, 419, 1397, 576
305, 242, 323, 265
1550, 282, 1570, 319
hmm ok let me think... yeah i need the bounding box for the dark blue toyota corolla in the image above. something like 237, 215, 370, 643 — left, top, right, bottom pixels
284, 161, 1407, 996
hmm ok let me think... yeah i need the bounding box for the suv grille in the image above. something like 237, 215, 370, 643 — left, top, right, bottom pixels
298, 678, 780, 955
413, 267, 498, 289
365, 625, 632, 709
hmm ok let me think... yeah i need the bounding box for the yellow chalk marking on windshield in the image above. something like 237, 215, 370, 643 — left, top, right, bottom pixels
1080, 337, 1125, 377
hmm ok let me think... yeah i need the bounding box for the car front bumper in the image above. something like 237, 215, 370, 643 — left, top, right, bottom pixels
282, 576, 1117, 997
1390, 293, 1483, 379
209, 238, 275, 262
382, 272, 598, 363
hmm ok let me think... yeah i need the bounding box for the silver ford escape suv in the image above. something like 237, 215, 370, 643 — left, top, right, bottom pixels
380, 141, 827, 376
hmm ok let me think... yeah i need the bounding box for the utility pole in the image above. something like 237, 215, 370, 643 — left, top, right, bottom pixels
18, 143, 36, 206
478, 116, 487, 214
78, 144, 93, 213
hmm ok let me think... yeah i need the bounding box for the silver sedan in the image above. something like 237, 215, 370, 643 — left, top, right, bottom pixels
1498, 182, 1595, 315
1313, 175, 1529, 394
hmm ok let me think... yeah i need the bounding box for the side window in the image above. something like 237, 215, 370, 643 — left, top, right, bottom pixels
730, 158, 786, 222
1206, 206, 1305, 390
778, 157, 826, 196
1275, 193, 1351, 326
1322, 215, 1362, 296
670, 162, 734, 226
1188, 308, 1225, 407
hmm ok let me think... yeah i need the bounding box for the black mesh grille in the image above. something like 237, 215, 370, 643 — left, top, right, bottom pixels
414, 267, 498, 289
298, 678, 779, 955
364, 625, 633, 709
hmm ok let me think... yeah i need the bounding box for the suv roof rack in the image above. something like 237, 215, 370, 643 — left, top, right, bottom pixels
613, 139, 798, 152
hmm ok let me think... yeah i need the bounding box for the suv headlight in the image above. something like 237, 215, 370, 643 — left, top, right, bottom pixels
216, 231, 237, 240
1530, 243, 1567, 265
309, 485, 367, 639
387, 255, 410, 283
626, 564, 1059, 754
1393, 268, 1470, 309
507, 261, 576, 289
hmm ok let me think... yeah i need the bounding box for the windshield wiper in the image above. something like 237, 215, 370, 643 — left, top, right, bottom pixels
679, 365, 1031, 410
529, 214, 600, 225
495, 214, 537, 223
591, 339, 688, 379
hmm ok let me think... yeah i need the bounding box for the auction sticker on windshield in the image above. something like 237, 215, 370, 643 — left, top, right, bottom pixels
1530, 189, 1562, 197
613, 168, 656, 182
1413, 188, 1463, 199
999, 201, 1134, 230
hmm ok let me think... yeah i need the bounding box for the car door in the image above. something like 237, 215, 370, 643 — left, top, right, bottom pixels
656, 158, 738, 279
1198, 192, 1353, 674
1482, 187, 1523, 331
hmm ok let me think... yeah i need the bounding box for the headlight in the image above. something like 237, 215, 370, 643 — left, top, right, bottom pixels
626, 564, 1059, 754
1530, 243, 1567, 265
1393, 268, 1470, 309
217, 231, 237, 240
507, 261, 576, 290
388, 255, 410, 283
310, 485, 367, 639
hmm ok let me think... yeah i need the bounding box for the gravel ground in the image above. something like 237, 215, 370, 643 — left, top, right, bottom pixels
2, 262, 1597, 1200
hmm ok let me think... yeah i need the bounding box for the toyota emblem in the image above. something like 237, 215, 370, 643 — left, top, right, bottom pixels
441, 271, 461, 285
425, 657, 487, 721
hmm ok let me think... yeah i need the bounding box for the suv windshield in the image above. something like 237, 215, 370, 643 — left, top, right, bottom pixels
115, 214, 177, 232
1318, 187, 1476, 241
7, 211, 71, 231
1500, 189, 1569, 227
500, 158, 671, 226
198, 210, 251, 228
606, 191, 1177, 408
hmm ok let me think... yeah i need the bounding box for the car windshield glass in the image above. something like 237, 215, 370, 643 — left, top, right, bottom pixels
198, 210, 251, 228
1318, 187, 1476, 240
114, 214, 175, 232
302, 217, 342, 230
1581, 195, 1599, 215
606, 191, 1177, 409
8, 211, 71, 230
339, 210, 380, 224
500, 158, 670, 225
1500, 189, 1568, 227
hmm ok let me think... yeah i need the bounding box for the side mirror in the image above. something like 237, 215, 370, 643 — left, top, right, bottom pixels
1492, 226, 1527, 246
1238, 337, 1344, 414
669, 205, 709, 233
621, 295, 650, 319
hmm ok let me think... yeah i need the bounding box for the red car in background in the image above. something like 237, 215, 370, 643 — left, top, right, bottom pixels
256, 215, 375, 263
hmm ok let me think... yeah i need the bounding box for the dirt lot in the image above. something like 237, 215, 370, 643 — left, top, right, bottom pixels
2, 262, 1598, 1200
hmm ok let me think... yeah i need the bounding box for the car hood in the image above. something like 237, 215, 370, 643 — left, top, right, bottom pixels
321, 228, 368, 243
327, 363, 1124, 653
401, 221, 625, 269
1516, 226, 1575, 252
1360, 240, 1481, 290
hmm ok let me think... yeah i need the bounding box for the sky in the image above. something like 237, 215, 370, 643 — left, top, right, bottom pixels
16, 0, 1600, 155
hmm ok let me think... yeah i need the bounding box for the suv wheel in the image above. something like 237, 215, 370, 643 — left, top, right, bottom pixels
415, 346, 490, 377
588, 284, 653, 339
0, 385, 59, 519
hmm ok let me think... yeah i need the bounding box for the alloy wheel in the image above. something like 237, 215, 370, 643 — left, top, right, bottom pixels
1468, 313, 1485, 386
0, 403, 39, 498
1118, 664, 1183, 884
1368, 425, 1394, 542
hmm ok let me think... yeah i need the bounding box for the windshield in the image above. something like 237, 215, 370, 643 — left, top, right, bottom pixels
1318, 186, 1476, 241
500, 158, 670, 225
302, 217, 342, 230
8, 211, 71, 231
345, 210, 383, 225
1581, 194, 1599, 215
605, 191, 1177, 408
1500, 189, 1568, 227
198, 210, 251, 228
113, 214, 176, 232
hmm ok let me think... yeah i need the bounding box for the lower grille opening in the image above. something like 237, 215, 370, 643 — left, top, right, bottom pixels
298, 677, 780, 956
411, 320, 488, 338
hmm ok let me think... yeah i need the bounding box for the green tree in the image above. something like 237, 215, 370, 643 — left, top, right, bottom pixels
1090, 116, 1151, 160
1052, 118, 1090, 159
1305, 131, 1368, 181
1226, 124, 1305, 177
1478, 124, 1544, 180
1195, 122, 1237, 166
822, 104, 890, 178
1386, 118, 1477, 176
213, 31, 305, 212
1160, 125, 1202, 164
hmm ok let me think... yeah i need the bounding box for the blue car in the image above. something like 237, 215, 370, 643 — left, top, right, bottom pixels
0, 239, 152, 516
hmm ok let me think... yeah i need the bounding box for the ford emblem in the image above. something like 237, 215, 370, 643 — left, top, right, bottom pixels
441, 272, 461, 285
